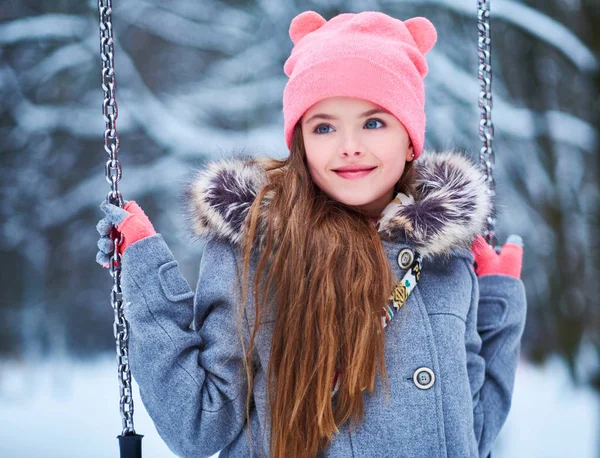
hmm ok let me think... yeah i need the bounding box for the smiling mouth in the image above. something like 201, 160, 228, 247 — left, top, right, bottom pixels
333, 167, 376, 179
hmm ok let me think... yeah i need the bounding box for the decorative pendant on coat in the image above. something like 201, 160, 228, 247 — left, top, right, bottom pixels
381, 254, 421, 329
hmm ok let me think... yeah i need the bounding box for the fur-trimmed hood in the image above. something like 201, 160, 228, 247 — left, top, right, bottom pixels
181, 150, 493, 260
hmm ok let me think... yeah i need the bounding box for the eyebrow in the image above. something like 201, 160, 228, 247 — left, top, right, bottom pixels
303, 108, 392, 125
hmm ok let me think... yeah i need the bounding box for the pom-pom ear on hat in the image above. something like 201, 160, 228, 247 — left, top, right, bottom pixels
404, 17, 437, 54
289, 10, 327, 45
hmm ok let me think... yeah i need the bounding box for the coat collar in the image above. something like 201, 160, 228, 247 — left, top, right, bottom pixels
181, 150, 492, 260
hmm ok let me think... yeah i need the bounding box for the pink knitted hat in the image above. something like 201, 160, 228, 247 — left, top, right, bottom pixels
282, 11, 437, 159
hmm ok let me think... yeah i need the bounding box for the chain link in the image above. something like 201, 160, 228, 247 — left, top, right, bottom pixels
477, 0, 497, 248
98, 0, 136, 436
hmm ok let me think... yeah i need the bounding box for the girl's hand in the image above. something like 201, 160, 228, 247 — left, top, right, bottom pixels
470, 234, 523, 279
96, 200, 157, 268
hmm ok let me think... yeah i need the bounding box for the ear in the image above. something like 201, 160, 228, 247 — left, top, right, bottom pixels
289, 10, 327, 45
406, 143, 414, 162
404, 17, 437, 54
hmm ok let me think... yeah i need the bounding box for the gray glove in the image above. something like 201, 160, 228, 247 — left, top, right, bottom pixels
95, 199, 132, 268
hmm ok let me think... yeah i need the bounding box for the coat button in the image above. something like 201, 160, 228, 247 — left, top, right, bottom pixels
413, 367, 435, 390
397, 248, 414, 270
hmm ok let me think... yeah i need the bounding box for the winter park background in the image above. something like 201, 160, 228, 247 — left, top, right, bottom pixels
1, 0, 599, 457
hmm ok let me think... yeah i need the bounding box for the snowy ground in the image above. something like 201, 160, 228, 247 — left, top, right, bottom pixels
0, 355, 597, 458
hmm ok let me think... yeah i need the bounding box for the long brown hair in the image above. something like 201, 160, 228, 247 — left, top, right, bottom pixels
236, 121, 416, 458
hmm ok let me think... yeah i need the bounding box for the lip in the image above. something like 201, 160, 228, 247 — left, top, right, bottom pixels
333, 165, 377, 172
333, 167, 376, 180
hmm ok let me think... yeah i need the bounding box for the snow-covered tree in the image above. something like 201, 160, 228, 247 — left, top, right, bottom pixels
0, 0, 597, 391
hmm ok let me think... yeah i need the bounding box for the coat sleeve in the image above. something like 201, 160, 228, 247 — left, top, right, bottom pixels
464, 260, 527, 458
120, 233, 250, 458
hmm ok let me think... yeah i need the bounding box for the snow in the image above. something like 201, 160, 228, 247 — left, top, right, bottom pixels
0, 355, 211, 458
390, 0, 598, 72
0, 14, 88, 45
426, 49, 597, 152
495, 355, 599, 457
117, 1, 255, 51
0, 355, 597, 458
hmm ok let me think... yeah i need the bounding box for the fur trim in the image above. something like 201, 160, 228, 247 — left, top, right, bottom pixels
180, 153, 268, 246
377, 150, 493, 258
180, 150, 492, 260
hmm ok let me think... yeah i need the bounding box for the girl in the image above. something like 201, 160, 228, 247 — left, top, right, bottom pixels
96, 10, 526, 458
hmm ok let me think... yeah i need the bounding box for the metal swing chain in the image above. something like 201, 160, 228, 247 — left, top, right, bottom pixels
98, 0, 137, 437
477, 0, 498, 249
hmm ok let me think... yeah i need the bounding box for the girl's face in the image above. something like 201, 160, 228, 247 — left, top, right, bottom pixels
301, 96, 414, 218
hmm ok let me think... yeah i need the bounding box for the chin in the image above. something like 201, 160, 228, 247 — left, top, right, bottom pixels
328, 190, 376, 208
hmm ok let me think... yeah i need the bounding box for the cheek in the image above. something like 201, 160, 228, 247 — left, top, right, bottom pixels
379, 150, 406, 174
304, 148, 328, 176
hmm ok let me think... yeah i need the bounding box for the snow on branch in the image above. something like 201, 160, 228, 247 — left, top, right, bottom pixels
202, 37, 285, 83
100, 34, 254, 156
20, 41, 92, 91
0, 14, 89, 45
389, 0, 598, 72
0, 36, 254, 158
427, 49, 597, 152
117, 0, 255, 53
39, 156, 191, 229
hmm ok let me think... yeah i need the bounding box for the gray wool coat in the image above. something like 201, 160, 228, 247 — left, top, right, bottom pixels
119, 149, 527, 458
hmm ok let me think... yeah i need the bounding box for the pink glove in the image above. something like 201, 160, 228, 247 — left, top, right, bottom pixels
96, 200, 157, 268
470, 234, 523, 279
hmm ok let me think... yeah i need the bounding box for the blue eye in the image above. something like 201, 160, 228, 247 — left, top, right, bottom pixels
314, 124, 333, 134
312, 118, 386, 134
365, 118, 385, 129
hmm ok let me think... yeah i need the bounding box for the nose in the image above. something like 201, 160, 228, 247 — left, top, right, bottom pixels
339, 132, 365, 158
342, 150, 364, 157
